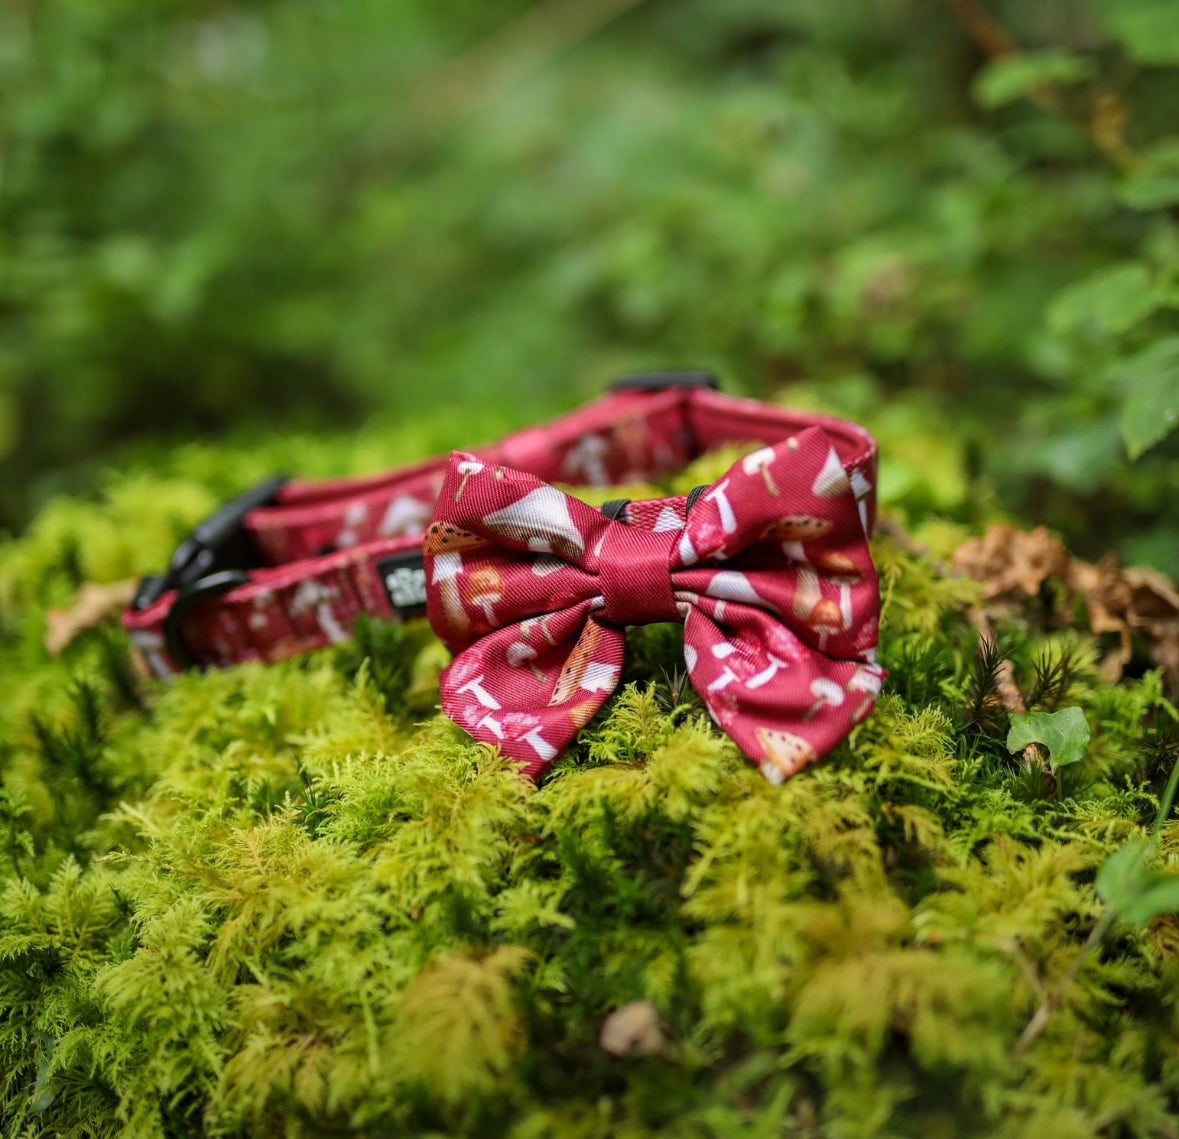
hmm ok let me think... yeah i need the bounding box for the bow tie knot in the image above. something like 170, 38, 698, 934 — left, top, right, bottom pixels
599, 524, 679, 627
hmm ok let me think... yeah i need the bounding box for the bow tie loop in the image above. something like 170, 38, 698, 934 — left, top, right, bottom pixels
599, 525, 679, 627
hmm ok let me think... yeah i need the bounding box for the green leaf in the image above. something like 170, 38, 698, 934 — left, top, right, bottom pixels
1095, 838, 1149, 905
1006, 707, 1089, 771
1047, 261, 1159, 337
1119, 875, 1179, 925
1095, 839, 1179, 925
1115, 337, 1179, 460
972, 50, 1096, 109
1119, 139, 1179, 211
1097, 0, 1179, 66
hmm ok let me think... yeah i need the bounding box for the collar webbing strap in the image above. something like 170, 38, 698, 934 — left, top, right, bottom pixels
122, 380, 878, 678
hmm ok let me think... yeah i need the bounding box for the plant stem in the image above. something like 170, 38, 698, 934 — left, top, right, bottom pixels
1014, 907, 1113, 1056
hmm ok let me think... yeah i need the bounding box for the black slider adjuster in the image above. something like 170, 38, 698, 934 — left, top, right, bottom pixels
610, 371, 720, 393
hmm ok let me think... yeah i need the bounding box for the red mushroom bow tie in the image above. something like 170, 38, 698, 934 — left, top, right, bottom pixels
424, 426, 884, 783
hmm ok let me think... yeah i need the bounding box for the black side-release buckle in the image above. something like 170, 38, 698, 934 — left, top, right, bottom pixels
131, 473, 288, 613
610, 371, 720, 393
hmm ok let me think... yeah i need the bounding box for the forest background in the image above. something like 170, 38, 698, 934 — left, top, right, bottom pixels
3, 0, 1179, 567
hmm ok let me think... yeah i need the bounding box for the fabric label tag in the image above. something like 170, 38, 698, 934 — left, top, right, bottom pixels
376, 551, 427, 618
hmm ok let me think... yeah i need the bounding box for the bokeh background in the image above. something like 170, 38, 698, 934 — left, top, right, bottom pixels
4, 0, 1179, 570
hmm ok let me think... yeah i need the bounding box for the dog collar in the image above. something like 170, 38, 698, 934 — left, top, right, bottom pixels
122, 374, 880, 709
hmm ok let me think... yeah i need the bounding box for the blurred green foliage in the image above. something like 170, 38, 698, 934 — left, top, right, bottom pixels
4, 0, 1179, 569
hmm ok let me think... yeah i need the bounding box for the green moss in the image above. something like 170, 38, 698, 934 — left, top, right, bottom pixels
2, 431, 1178, 1137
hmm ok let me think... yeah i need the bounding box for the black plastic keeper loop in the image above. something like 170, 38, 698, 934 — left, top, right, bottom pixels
162, 569, 251, 671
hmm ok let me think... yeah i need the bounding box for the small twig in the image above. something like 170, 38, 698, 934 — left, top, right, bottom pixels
1014, 908, 1112, 1056
938, 0, 1019, 63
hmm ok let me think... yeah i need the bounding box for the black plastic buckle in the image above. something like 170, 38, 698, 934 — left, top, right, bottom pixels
162, 569, 251, 671
131, 473, 288, 613
610, 371, 719, 393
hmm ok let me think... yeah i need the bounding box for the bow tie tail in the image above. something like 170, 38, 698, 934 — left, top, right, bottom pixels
439, 611, 626, 778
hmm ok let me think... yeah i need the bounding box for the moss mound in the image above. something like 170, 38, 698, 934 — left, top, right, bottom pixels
2, 422, 1177, 1138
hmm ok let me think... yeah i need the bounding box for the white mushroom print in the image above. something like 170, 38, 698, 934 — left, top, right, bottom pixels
549, 622, 607, 705
653, 505, 685, 532
848, 663, 885, 719
425, 522, 490, 634
755, 728, 816, 784
804, 677, 846, 721
815, 551, 863, 632
483, 487, 585, 559
290, 579, 347, 643
706, 570, 764, 607
759, 515, 833, 566
563, 434, 610, 485
521, 614, 557, 645
456, 673, 501, 709
849, 467, 873, 535
745, 649, 796, 689
811, 446, 851, 498
791, 565, 822, 623
430, 552, 466, 633
377, 494, 431, 537
507, 640, 546, 682
464, 565, 504, 628
335, 502, 369, 548
454, 460, 485, 501
810, 599, 845, 652
848, 664, 884, 696
790, 564, 845, 650
702, 479, 738, 534
742, 447, 780, 495
706, 642, 739, 692
501, 712, 557, 762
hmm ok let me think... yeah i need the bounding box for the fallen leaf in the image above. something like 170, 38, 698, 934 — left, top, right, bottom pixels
953, 524, 1179, 688
599, 1000, 668, 1057
952, 524, 1070, 599
45, 580, 137, 656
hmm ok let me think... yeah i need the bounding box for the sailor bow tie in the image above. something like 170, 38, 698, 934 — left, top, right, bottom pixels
424, 426, 884, 783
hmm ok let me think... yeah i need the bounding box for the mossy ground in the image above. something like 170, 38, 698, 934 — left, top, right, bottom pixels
2, 417, 1177, 1139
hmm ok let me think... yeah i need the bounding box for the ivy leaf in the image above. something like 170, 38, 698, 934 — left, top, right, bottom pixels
1119, 139, 1179, 211
1115, 337, 1179, 460
972, 50, 1095, 109
1006, 707, 1089, 771
1095, 839, 1179, 925
1096, 0, 1179, 67
1047, 261, 1159, 337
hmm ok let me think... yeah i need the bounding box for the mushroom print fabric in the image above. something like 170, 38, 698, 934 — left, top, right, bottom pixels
424, 427, 884, 783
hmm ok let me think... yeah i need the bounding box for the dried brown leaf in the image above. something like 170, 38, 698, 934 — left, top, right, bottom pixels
951, 524, 1070, 599
952, 522, 1179, 688
45, 580, 137, 656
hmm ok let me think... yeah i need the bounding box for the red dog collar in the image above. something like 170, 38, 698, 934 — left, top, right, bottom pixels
123, 374, 881, 779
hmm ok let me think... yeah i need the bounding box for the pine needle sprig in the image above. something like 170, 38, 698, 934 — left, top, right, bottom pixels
1025, 641, 1080, 713
961, 635, 1006, 739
